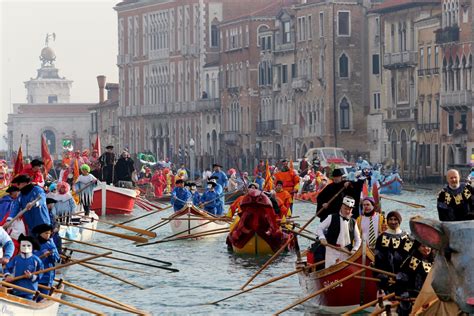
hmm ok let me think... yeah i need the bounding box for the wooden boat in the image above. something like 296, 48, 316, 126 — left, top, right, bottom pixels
149, 193, 171, 203
90, 183, 137, 216
58, 211, 98, 242
0, 283, 64, 316
297, 245, 378, 314
168, 205, 228, 238
225, 189, 244, 205
380, 173, 403, 195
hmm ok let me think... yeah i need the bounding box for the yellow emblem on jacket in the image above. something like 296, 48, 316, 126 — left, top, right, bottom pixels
463, 187, 472, 200
409, 257, 421, 270
403, 240, 414, 252
392, 237, 401, 249
422, 261, 432, 273
381, 234, 390, 247
444, 192, 452, 204
454, 194, 463, 205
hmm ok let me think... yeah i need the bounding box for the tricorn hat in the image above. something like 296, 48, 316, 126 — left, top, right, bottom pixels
332, 168, 344, 177
106, 145, 114, 149
212, 163, 222, 168
30, 159, 44, 167
5, 186, 20, 193
11, 174, 31, 184
32, 224, 53, 235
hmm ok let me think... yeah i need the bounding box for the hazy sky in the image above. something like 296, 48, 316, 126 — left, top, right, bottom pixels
0, 0, 118, 150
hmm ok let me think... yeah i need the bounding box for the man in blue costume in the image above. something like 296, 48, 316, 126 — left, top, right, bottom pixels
171, 179, 192, 212
0, 186, 20, 223
4, 234, 43, 300
211, 163, 228, 189
185, 182, 201, 206
200, 181, 220, 215
7, 175, 51, 235
208, 176, 224, 215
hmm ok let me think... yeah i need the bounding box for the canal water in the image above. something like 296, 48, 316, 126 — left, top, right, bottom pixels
59, 188, 438, 315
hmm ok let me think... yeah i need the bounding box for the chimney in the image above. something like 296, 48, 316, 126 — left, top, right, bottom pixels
97, 75, 106, 103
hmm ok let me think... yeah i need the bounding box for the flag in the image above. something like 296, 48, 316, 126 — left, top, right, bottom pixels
13, 146, 24, 177
41, 135, 53, 178
263, 160, 273, 191
93, 134, 101, 156
73, 158, 80, 183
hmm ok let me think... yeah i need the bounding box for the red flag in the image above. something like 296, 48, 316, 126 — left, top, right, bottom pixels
93, 134, 101, 156
13, 146, 24, 177
41, 135, 53, 177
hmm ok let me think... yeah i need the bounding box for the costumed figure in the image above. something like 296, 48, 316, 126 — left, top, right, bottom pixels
74, 164, 97, 216
0, 226, 14, 267
253, 160, 265, 178
273, 159, 300, 211
89, 149, 101, 179
163, 168, 174, 194
186, 182, 201, 206
21, 159, 45, 187
0, 186, 26, 256
51, 182, 76, 225
170, 179, 192, 212
45, 198, 61, 253
208, 176, 224, 215
151, 169, 166, 198
98, 145, 115, 184
199, 182, 220, 215
211, 163, 228, 190
32, 224, 60, 297
356, 197, 386, 249
114, 151, 135, 187
0, 160, 11, 197
227, 169, 240, 192
359, 167, 381, 212
274, 180, 292, 219
437, 168, 474, 221
176, 164, 188, 181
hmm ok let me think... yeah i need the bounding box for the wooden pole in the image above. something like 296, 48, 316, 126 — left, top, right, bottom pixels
87, 217, 157, 237
342, 292, 395, 315
3, 196, 41, 229
380, 195, 425, 208
342, 260, 397, 278
138, 227, 229, 246
114, 206, 170, 226
75, 226, 149, 243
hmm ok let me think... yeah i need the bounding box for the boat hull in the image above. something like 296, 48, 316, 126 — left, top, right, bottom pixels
380, 176, 403, 195
90, 184, 137, 216
59, 211, 98, 242
0, 285, 63, 316
169, 206, 228, 238
232, 233, 275, 255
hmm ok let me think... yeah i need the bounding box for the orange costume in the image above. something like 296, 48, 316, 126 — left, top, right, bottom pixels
273, 169, 300, 201
275, 189, 292, 218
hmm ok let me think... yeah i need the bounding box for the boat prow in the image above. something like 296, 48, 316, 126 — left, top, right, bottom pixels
168, 205, 229, 238
90, 184, 137, 216
0, 284, 64, 316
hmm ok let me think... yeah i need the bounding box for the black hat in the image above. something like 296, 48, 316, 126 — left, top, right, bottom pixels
32, 224, 53, 235
11, 174, 31, 184
5, 186, 19, 193
207, 181, 217, 187
209, 176, 219, 180
332, 169, 344, 177
186, 182, 196, 187
31, 159, 44, 167
276, 180, 283, 186
46, 198, 57, 204
175, 179, 185, 184
18, 234, 40, 251
106, 145, 114, 149
212, 163, 222, 168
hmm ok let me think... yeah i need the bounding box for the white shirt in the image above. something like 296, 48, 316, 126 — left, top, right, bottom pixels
359, 213, 381, 242
317, 213, 362, 250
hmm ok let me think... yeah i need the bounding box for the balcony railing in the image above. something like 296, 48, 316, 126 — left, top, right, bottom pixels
441, 90, 473, 112
383, 51, 417, 69
435, 25, 460, 44
197, 98, 220, 111
416, 123, 440, 131
256, 119, 282, 136
274, 42, 295, 53
222, 131, 240, 145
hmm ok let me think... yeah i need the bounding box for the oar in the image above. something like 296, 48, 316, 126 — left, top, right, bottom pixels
324, 243, 353, 255
137, 196, 167, 207
342, 260, 397, 277
380, 195, 425, 208
3, 196, 42, 229
342, 292, 395, 315
114, 204, 172, 226
294, 198, 317, 205
72, 225, 149, 243
143, 219, 217, 244
282, 227, 317, 242
161, 216, 232, 222
86, 217, 156, 238
60, 254, 146, 290
209, 260, 325, 305
138, 227, 229, 246
0, 280, 104, 315
62, 237, 178, 271
38, 283, 146, 314
274, 269, 366, 315
80, 260, 152, 274
9, 251, 112, 282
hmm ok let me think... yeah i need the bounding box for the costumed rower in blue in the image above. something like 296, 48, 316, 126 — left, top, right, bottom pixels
199, 181, 220, 215
171, 179, 192, 212
3, 234, 44, 300
211, 163, 228, 188
208, 176, 224, 215
45, 198, 61, 253
0, 186, 21, 223
7, 175, 51, 235
32, 224, 60, 298
185, 182, 201, 206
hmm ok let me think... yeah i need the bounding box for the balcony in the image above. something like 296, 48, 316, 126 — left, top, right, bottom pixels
452, 129, 468, 146
197, 98, 220, 111
256, 119, 282, 136
441, 90, 472, 112
182, 45, 199, 57
416, 123, 440, 131
291, 76, 309, 92
274, 42, 295, 53
383, 51, 417, 69
222, 131, 240, 145
227, 87, 241, 95
435, 25, 460, 44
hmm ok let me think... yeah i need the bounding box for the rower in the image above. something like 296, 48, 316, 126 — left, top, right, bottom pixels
185, 182, 201, 206
437, 169, 474, 221
199, 181, 219, 215
274, 180, 292, 219
211, 163, 228, 190
170, 179, 191, 212
273, 159, 300, 211
208, 176, 224, 215
356, 197, 386, 249
316, 196, 361, 268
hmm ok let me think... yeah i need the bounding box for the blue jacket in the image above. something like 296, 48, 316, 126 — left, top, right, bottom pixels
5, 254, 44, 299
0, 228, 14, 260
200, 190, 220, 215
9, 185, 51, 234
191, 191, 201, 206
171, 187, 192, 211
0, 195, 13, 222
211, 171, 228, 188
34, 239, 60, 286
255, 177, 264, 190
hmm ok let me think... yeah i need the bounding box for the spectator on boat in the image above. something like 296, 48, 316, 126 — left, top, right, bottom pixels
114, 151, 136, 187
74, 164, 98, 217
275, 180, 292, 219
208, 176, 224, 215
273, 159, 300, 210
227, 169, 240, 192
99, 145, 116, 184
32, 224, 60, 299
21, 159, 45, 187
374, 210, 409, 294
171, 179, 191, 212
7, 175, 51, 236
356, 197, 386, 249
0, 186, 20, 224
89, 149, 101, 180
200, 181, 220, 215
316, 196, 362, 268
437, 169, 474, 221
51, 182, 76, 225
211, 163, 228, 190
186, 182, 201, 206
4, 234, 43, 300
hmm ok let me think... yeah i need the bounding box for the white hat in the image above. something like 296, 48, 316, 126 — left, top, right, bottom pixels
342, 196, 355, 208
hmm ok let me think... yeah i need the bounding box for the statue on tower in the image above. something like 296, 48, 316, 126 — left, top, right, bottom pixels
40, 33, 56, 67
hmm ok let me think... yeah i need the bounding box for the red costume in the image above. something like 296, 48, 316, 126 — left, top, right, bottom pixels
151, 171, 166, 198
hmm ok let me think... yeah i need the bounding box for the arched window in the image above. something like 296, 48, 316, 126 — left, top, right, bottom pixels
339, 53, 349, 78
339, 98, 350, 130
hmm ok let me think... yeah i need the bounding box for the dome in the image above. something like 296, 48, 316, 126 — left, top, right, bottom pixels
40, 46, 56, 61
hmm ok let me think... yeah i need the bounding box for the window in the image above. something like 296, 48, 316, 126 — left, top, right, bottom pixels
282, 65, 288, 83
426, 144, 431, 167
283, 21, 291, 43
319, 12, 324, 37
339, 53, 349, 78
48, 95, 58, 103
340, 98, 350, 130
448, 113, 454, 134
373, 92, 381, 110
291, 63, 297, 79
211, 25, 218, 47
420, 48, 424, 68
337, 11, 350, 36
427, 47, 432, 69
375, 17, 380, 37
435, 46, 439, 68
372, 54, 380, 75
266, 36, 272, 50
308, 15, 312, 39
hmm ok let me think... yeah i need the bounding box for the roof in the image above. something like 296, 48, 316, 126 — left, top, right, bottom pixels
370, 0, 440, 14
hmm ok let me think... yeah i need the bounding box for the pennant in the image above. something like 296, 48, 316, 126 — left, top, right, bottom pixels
41, 135, 53, 178
263, 159, 273, 191
13, 146, 24, 177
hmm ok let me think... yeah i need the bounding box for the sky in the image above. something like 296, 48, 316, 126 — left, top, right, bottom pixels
0, 0, 119, 150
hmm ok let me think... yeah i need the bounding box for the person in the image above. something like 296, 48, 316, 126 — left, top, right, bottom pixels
211, 163, 228, 190
4, 234, 43, 300
74, 164, 98, 217
255, 172, 264, 190
0, 226, 14, 267
437, 169, 474, 221
274, 180, 292, 219
227, 183, 258, 219
273, 159, 300, 211
0, 186, 20, 223
374, 210, 409, 293
32, 224, 60, 298
227, 169, 240, 192
202, 167, 212, 183
170, 179, 191, 212
89, 149, 102, 179
114, 151, 136, 187
200, 181, 220, 215
187, 182, 201, 206
99, 145, 115, 184
7, 175, 51, 235
299, 157, 310, 177
45, 198, 61, 253
356, 197, 386, 249
151, 169, 166, 198
21, 159, 45, 187
176, 164, 188, 181
51, 182, 77, 224
253, 160, 265, 178
316, 196, 361, 268
208, 176, 224, 215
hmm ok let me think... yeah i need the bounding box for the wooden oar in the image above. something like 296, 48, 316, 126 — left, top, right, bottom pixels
80, 260, 152, 274
138, 227, 230, 246
324, 243, 353, 255
161, 216, 232, 222
380, 195, 425, 208
137, 196, 167, 208
10, 251, 112, 282
282, 227, 317, 242
60, 255, 146, 290
61, 238, 178, 271
141, 219, 216, 245
209, 260, 325, 305
38, 283, 146, 314
294, 198, 317, 205
274, 269, 366, 315
86, 217, 156, 238
73, 225, 149, 243
3, 196, 42, 229
114, 205, 172, 226
342, 292, 395, 315
0, 280, 104, 315
342, 260, 397, 277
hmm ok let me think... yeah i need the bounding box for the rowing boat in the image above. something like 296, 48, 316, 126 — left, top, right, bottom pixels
58, 211, 98, 242
168, 205, 228, 238
0, 284, 64, 316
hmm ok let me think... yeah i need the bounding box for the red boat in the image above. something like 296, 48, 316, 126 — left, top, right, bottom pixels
90, 184, 138, 216
297, 245, 378, 314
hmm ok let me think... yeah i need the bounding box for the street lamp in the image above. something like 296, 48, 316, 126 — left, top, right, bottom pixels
189, 138, 195, 181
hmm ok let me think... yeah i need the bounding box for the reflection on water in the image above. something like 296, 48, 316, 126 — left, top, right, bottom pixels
59, 189, 438, 315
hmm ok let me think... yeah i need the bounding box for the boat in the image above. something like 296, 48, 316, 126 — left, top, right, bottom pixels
90, 183, 138, 216
58, 211, 98, 242
379, 172, 403, 195
225, 188, 244, 205
149, 193, 171, 203
227, 189, 290, 255
168, 204, 228, 238
304, 147, 355, 175
297, 245, 378, 314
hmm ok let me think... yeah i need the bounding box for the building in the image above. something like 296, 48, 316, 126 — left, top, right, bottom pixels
6, 41, 92, 159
